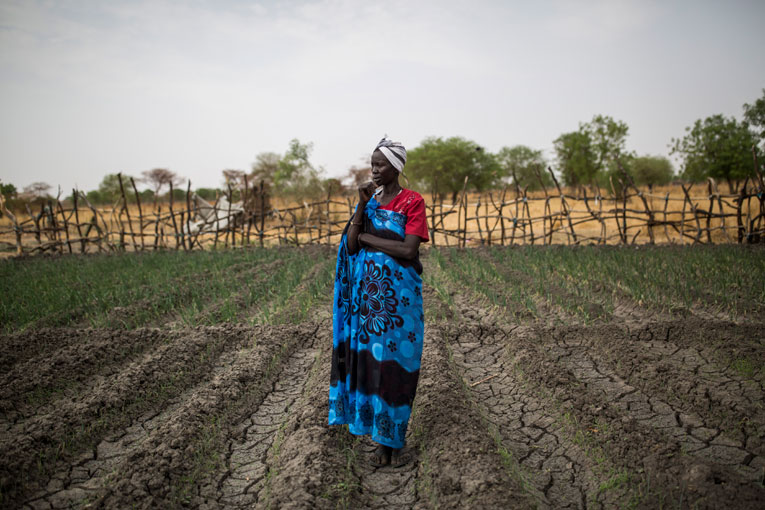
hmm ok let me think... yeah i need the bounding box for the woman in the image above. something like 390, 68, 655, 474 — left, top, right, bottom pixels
329, 137, 429, 467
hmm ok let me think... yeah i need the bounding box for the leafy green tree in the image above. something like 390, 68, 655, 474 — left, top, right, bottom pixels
85, 190, 106, 204
670, 114, 757, 192
1, 182, 17, 199
0, 182, 18, 218
274, 139, 324, 200
96, 174, 130, 203
138, 189, 155, 203
554, 115, 633, 187
553, 131, 598, 187
406, 136, 501, 202
195, 188, 218, 201
743, 89, 765, 148
631, 156, 674, 187
171, 188, 187, 202
496, 145, 552, 191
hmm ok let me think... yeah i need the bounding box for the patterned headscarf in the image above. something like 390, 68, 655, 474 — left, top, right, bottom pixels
374, 137, 407, 173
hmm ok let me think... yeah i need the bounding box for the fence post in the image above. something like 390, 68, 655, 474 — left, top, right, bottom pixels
130, 178, 145, 251
72, 189, 86, 253
0, 193, 22, 255
117, 173, 137, 250
185, 180, 194, 250
168, 181, 181, 250
259, 181, 266, 248
548, 167, 576, 244
55, 197, 73, 254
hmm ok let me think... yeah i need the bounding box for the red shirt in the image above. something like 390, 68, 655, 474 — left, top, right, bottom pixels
377, 188, 429, 242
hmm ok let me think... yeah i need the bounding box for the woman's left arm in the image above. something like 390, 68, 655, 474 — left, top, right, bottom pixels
358, 233, 421, 260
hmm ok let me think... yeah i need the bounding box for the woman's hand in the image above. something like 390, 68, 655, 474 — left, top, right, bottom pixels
358, 181, 376, 205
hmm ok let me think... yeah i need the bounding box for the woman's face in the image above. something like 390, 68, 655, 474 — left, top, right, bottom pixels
371, 150, 398, 187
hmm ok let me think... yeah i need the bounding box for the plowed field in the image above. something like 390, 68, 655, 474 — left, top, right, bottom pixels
1, 245, 763, 509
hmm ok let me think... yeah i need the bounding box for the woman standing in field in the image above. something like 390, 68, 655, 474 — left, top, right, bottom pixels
328, 137, 429, 467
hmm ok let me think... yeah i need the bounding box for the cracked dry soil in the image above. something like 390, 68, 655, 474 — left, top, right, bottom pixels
3, 254, 765, 509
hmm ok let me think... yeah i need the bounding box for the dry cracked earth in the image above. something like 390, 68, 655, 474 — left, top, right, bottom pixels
1, 248, 764, 509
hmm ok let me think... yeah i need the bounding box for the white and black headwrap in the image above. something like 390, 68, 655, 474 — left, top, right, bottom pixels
374, 137, 407, 173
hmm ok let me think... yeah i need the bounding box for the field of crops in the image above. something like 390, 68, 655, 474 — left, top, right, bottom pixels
1, 245, 764, 509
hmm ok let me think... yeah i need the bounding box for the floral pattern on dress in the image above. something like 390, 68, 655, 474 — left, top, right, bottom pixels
353, 260, 404, 343
376, 412, 395, 440
335, 247, 352, 324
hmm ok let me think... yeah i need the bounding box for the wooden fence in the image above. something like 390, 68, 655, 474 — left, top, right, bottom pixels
1, 169, 764, 256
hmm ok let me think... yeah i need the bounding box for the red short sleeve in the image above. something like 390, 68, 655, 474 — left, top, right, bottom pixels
404, 194, 429, 242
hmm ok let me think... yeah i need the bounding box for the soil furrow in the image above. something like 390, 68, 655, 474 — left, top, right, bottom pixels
423, 261, 629, 507
20, 345, 254, 510
196, 342, 321, 507
539, 330, 764, 478
405, 323, 536, 509
547, 323, 765, 458
256, 327, 361, 510
446, 320, 611, 508
0, 328, 169, 416
3, 325, 252, 507
54, 322, 322, 508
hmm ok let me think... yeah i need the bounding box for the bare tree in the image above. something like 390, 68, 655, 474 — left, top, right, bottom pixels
140, 168, 183, 205
222, 169, 246, 189
22, 181, 52, 199
344, 165, 371, 190
250, 152, 281, 187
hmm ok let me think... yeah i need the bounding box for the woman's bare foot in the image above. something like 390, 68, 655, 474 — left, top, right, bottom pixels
390, 447, 408, 467
372, 444, 392, 467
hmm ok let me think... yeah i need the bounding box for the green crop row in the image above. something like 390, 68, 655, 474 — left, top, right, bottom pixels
485, 244, 764, 319
0, 248, 302, 332
3, 244, 762, 333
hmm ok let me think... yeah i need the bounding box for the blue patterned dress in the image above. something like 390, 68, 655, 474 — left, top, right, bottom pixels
328, 195, 425, 448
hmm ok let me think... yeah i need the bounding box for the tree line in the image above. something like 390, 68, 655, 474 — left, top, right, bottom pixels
2, 90, 763, 212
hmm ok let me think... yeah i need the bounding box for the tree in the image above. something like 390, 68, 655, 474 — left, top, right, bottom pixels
743, 89, 765, 148
195, 188, 218, 201
250, 152, 281, 187
405, 136, 501, 202
140, 168, 183, 204
322, 178, 344, 196
554, 115, 633, 188
1, 182, 17, 199
343, 165, 371, 190
222, 169, 246, 189
670, 114, 757, 192
631, 156, 674, 187
96, 174, 130, 203
496, 145, 552, 191
22, 182, 52, 199
553, 131, 598, 187
274, 139, 324, 199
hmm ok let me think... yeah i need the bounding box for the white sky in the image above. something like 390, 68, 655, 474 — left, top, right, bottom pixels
1, 0, 764, 193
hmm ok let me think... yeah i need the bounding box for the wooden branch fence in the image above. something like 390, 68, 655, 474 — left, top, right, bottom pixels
1, 169, 763, 256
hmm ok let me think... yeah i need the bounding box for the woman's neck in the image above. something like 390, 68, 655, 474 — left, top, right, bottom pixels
381, 180, 402, 198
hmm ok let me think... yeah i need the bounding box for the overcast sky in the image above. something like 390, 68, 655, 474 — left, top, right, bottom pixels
1, 0, 764, 194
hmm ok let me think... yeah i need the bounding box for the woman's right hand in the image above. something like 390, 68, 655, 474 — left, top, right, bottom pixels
358, 181, 376, 205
